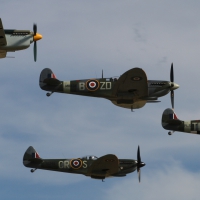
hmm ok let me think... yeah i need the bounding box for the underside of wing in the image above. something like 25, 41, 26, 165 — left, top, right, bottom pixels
111, 68, 148, 109
0, 50, 6, 58
0, 19, 7, 46
88, 154, 119, 177
40, 77, 62, 92
111, 100, 146, 109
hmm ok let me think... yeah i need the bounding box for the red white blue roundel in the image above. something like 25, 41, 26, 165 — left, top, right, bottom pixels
131, 76, 142, 81
70, 159, 83, 169
86, 80, 100, 91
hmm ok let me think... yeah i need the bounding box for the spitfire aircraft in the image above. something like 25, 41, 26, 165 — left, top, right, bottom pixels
23, 146, 145, 182
0, 18, 42, 61
162, 108, 200, 135
39, 64, 179, 111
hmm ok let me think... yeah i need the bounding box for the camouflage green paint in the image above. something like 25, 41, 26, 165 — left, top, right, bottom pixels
39, 68, 179, 110
23, 146, 145, 180
162, 108, 200, 135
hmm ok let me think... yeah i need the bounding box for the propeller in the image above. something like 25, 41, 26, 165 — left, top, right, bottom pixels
170, 63, 174, 83
170, 63, 174, 109
168, 63, 177, 135
33, 24, 37, 62
33, 23, 37, 35
136, 146, 145, 183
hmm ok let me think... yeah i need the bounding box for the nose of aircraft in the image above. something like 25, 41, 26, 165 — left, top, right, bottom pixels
33, 33, 42, 41
172, 82, 179, 90
140, 162, 145, 168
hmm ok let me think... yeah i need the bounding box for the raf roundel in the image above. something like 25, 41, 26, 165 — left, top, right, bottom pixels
86, 80, 100, 91
70, 159, 83, 169
131, 76, 142, 81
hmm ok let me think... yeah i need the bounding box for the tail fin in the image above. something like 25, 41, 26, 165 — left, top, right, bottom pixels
23, 146, 43, 168
39, 68, 61, 91
162, 108, 182, 130
162, 108, 179, 121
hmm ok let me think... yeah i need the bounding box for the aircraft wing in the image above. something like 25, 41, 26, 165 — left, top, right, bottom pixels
0, 50, 6, 58
0, 19, 7, 46
88, 154, 119, 176
112, 68, 148, 100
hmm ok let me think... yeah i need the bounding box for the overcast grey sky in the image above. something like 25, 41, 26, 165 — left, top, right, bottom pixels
1, 1, 200, 199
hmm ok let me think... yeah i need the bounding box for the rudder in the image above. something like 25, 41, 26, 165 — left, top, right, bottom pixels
23, 146, 42, 167
39, 68, 59, 88
162, 108, 180, 130
162, 108, 178, 122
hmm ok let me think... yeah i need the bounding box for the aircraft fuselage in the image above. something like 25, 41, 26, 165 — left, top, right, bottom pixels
40, 67, 179, 110
162, 108, 200, 135
163, 120, 200, 135
24, 157, 137, 179
45, 78, 177, 101
0, 30, 33, 51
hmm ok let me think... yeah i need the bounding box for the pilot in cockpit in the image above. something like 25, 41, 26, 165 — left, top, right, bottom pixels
89, 156, 97, 160
89, 156, 94, 160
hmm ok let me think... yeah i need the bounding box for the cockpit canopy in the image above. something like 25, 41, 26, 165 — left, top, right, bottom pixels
107, 76, 119, 82
81, 155, 98, 160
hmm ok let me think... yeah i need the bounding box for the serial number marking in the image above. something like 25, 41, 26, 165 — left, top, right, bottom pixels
79, 82, 111, 90
100, 82, 111, 90
58, 160, 87, 169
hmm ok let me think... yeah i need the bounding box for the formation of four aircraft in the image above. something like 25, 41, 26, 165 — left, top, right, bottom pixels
1, 18, 198, 182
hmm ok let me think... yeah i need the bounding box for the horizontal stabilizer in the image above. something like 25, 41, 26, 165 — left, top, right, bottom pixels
43, 77, 61, 85
167, 119, 182, 125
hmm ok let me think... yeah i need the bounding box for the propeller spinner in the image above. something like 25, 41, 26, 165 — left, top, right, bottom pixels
33, 23, 42, 62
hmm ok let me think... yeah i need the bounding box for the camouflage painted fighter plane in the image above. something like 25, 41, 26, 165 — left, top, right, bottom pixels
23, 146, 145, 182
39, 64, 179, 111
162, 108, 200, 135
0, 18, 42, 61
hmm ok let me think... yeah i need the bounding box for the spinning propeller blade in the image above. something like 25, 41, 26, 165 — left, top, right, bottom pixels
33, 24, 37, 62
171, 90, 174, 109
137, 168, 141, 182
137, 146, 141, 164
170, 63, 174, 83
33, 23, 37, 36
170, 63, 174, 109
34, 41, 37, 62
32, 23, 42, 62
136, 146, 145, 183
